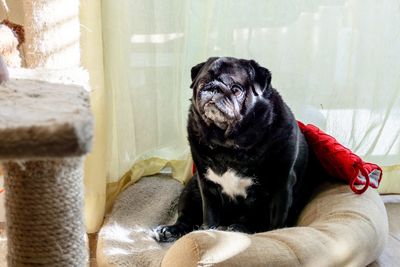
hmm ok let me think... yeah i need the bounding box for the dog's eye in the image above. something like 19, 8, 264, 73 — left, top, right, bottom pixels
231, 85, 243, 97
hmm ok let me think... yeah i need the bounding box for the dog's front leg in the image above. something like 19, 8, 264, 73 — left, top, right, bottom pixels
197, 177, 223, 230
153, 176, 203, 242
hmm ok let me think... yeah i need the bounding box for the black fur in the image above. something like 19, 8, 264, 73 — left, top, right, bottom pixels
154, 57, 326, 242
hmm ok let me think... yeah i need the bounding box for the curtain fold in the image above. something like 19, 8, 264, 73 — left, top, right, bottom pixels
105, 156, 193, 213
83, 0, 400, 231
80, 0, 107, 233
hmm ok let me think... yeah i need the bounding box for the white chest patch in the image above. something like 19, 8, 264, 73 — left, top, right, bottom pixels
205, 168, 254, 199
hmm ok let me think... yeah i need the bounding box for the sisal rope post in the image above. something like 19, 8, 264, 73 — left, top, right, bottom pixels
0, 79, 93, 266
4, 159, 86, 266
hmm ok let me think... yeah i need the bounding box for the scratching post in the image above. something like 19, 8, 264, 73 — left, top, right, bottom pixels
0, 79, 93, 266
5, 159, 85, 266
22, 0, 80, 68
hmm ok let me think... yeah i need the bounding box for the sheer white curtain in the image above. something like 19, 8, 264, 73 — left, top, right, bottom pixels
102, 0, 400, 204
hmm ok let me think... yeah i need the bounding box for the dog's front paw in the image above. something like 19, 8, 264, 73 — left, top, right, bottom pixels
226, 224, 250, 233
152, 224, 190, 242
215, 224, 249, 233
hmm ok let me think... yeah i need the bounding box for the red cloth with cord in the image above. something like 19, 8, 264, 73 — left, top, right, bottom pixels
297, 121, 382, 194
192, 121, 383, 194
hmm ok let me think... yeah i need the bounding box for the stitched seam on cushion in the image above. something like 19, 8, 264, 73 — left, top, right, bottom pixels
310, 210, 379, 243
185, 236, 201, 267
267, 237, 302, 266
314, 210, 374, 225
309, 211, 377, 240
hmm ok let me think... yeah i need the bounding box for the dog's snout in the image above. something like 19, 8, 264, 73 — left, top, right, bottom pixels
211, 85, 222, 94
214, 84, 231, 96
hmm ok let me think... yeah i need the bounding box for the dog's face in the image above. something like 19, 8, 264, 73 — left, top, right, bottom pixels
190, 57, 272, 133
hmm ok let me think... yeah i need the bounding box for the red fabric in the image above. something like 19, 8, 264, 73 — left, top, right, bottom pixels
297, 121, 382, 194
191, 122, 382, 194
192, 164, 197, 176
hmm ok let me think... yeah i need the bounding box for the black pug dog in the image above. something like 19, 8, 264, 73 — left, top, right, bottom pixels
154, 57, 324, 242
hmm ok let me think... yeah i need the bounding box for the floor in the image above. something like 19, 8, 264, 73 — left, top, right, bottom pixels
0, 223, 5, 267
89, 233, 98, 267
368, 195, 400, 266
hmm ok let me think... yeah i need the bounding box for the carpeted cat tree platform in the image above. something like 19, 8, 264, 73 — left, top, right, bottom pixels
0, 79, 93, 266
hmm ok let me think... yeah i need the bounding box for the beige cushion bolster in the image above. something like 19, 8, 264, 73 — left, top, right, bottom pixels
162, 183, 388, 267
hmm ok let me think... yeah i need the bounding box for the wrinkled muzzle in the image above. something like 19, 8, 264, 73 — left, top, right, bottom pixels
202, 95, 242, 129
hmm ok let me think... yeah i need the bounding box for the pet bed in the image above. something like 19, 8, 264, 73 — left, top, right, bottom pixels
97, 175, 388, 267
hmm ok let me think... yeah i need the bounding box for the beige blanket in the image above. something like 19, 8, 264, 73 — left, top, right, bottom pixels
97, 176, 183, 267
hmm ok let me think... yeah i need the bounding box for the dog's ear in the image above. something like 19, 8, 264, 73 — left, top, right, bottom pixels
190, 57, 219, 89
248, 60, 272, 95
190, 62, 206, 86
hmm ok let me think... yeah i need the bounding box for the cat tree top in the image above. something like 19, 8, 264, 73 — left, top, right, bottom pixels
0, 79, 93, 159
